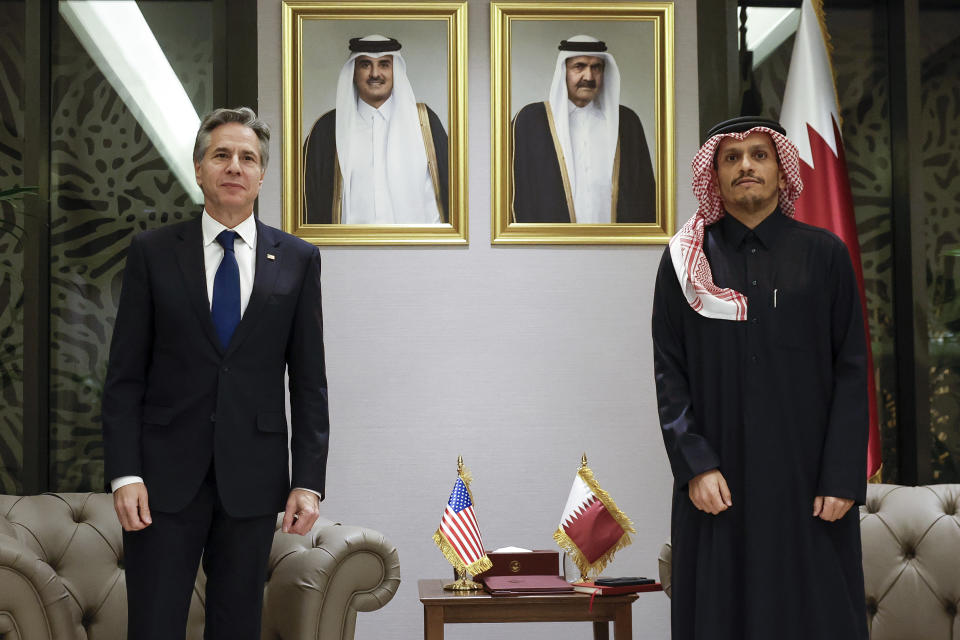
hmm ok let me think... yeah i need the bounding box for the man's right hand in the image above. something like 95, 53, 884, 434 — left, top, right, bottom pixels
688, 469, 732, 514
113, 482, 153, 531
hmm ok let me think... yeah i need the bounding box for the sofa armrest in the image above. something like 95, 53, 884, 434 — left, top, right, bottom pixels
658, 541, 672, 599
262, 522, 401, 640
0, 532, 80, 640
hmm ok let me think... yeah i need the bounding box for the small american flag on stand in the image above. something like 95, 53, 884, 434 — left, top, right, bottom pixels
433, 458, 492, 577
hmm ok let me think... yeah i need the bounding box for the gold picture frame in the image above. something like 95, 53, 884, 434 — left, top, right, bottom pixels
491, 2, 675, 244
282, 1, 468, 245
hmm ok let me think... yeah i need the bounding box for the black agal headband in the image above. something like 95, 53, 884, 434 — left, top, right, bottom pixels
349, 37, 402, 53
705, 116, 786, 143
558, 39, 607, 52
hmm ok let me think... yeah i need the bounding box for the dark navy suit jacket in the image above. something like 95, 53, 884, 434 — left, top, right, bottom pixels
102, 215, 329, 518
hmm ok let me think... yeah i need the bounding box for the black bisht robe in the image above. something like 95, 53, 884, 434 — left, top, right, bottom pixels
511, 101, 656, 223
302, 105, 449, 224
652, 211, 869, 640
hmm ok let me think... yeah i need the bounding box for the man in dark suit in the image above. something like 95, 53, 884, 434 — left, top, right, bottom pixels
102, 107, 329, 639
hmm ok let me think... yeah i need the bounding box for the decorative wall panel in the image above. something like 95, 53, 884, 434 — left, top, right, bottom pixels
921, 24, 960, 482
0, 2, 26, 494
48, 6, 212, 491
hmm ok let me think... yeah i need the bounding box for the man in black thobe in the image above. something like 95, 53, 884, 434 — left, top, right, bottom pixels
652, 116, 868, 639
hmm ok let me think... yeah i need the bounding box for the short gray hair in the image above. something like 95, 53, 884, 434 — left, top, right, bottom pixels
193, 107, 270, 169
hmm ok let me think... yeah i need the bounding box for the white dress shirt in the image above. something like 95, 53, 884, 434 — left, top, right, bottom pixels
568, 99, 613, 224
201, 210, 257, 314
112, 211, 320, 500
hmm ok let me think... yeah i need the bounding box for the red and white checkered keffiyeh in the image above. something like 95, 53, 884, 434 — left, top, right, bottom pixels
668, 127, 803, 321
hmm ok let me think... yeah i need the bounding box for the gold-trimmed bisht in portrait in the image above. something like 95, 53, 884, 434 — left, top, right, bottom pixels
491, 2, 675, 244
282, 2, 468, 245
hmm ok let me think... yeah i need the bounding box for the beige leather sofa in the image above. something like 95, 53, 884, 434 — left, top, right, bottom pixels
0, 492, 400, 640
657, 484, 960, 639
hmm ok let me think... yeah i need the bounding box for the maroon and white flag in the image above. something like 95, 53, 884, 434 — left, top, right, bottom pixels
554, 459, 634, 579
780, 0, 881, 479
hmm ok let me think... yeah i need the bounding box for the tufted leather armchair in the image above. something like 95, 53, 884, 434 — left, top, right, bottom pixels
657, 484, 960, 639
0, 493, 401, 640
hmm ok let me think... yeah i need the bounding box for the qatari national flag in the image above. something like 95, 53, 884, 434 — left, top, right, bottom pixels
780, 0, 881, 479
554, 463, 634, 578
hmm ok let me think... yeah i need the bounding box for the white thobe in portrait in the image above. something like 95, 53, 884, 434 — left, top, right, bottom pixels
346, 96, 441, 224
568, 99, 613, 224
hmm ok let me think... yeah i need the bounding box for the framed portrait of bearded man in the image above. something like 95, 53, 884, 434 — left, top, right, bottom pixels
282, 2, 468, 245
491, 2, 675, 244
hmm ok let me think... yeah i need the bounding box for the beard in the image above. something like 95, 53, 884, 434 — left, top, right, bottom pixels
732, 192, 776, 213
725, 176, 779, 213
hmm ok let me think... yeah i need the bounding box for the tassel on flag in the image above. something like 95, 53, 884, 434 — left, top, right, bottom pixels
554, 454, 635, 580
433, 457, 493, 578
780, 0, 882, 480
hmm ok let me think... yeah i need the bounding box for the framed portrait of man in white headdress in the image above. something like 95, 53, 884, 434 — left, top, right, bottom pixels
282, 1, 468, 245
491, 2, 675, 244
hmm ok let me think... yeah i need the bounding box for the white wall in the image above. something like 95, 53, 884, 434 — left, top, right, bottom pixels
258, 1, 700, 638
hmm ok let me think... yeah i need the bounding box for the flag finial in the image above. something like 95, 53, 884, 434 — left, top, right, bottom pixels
580, 452, 588, 469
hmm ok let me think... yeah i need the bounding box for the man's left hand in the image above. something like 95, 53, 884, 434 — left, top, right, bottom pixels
282, 489, 320, 535
813, 495, 854, 522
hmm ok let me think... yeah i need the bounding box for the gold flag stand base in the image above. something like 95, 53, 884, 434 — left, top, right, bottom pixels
443, 568, 483, 591
443, 576, 483, 591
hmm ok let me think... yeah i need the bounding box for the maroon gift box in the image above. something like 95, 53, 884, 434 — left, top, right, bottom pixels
481, 550, 560, 580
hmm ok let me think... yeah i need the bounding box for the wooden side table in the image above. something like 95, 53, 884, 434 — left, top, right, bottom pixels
418, 578, 641, 639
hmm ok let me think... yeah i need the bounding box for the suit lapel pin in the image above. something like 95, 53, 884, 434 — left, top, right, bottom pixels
266, 253, 276, 261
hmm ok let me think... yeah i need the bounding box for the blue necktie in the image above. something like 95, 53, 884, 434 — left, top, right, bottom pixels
211, 230, 240, 348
